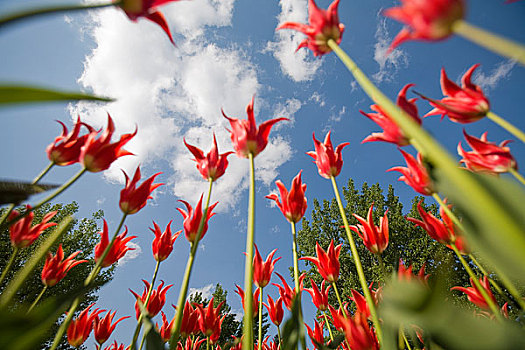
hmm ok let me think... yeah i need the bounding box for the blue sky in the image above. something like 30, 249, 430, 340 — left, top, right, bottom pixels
1, 0, 524, 347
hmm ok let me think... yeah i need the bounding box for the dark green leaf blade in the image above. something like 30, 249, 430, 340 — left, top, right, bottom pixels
0, 180, 58, 205
0, 85, 114, 105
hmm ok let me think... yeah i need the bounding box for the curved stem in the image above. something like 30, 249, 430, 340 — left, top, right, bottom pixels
0, 247, 19, 286
432, 193, 465, 232
508, 168, 525, 186
169, 178, 214, 349
27, 285, 47, 313
277, 326, 282, 348
291, 223, 300, 293
331, 282, 346, 318
453, 20, 525, 66
258, 288, 263, 350
33, 162, 55, 184
486, 111, 525, 144
401, 328, 412, 350
322, 311, 334, 341
330, 176, 382, 343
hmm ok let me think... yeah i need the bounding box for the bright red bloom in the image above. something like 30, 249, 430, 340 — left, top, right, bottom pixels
458, 130, 517, 174
276, 0, 345, 57
101, 340, 127, 350
350, 203, 389, 255
8, 206, 57, 249
151, 221, 181, 262
46, 116, 95, 166
304, 279, 331, 312
67, 304, 104, 348
95, 220, 137, 268
194, 297, 225, 337
398, 260, 430, 285
177, 336, 206, 350
263, 295, 284, 326
157, 311, 174, 343
119, 167, 163, 215
119, 0, 179, 45
80, 114, 136, 172
360, 84, 422, 146
424, 64, 490, 124
184, 134, 233, 181
307, 131, 349, 179
407, 200, 454, 245
273, 272, 306, 311
222, 96, 287, 158
94, 310, 130, 345
384, 0, 464, 51
177, 195, 218, 243
305, 320, 325, 349
130, 280, 172, 319
330, 307, 379, 350
350, 289, 371, 319
41, 244, 87, 287
266, 171, 308, 224
388, 149, 434, 196
177, 301, 200, 338
253, 245, 281, 288
235, 285, 260, 318
300, 240, 342, 283
451, 276, 497, 310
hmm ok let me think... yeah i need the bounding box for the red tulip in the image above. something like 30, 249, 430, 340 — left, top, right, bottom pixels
151, 221, 181, 262
253, 245, 281, 288
263, 295, 284, 326
95, 220, 137, 268
276, 0, 345, 57
384, 0, 464, 51
119, 167, 163, 215
235, 285, 260, 318
194, 297, 225, 337
330, 307, 379, 350
328, 304, 350, 331
119, 0, 179, 45
222, 96, 287, 158
157, 311, 174, 343
94, 310, 130, 345
304, 279, 331, 312
305, 320, 325, 349
360, 84, 422, 146
458, 130, 517, 174
300, 240, 342, 283
451, 276, 497, 310
423, 64, 490, 124
41, 244, 87, 287
307, 131, 349, 179
184, 134, 233, 181
130, 280, 172, 319
8, 206, 57, 249
67, 304, 104, 348
101, 340, 127, 350
407, 200, 454, 245
178, 300, 200, 338
80, 114, 136, 172
46, 116, 95, 166
388, 149, 434, 196
273, 272, 306, 311
177, 336, 206, 350
177, 195, 218, 243
350, 289, 371, 319
397, 260, 430, 285
210, 314, 226, 344
350, 203, 389, 255
266, 171, 308, 224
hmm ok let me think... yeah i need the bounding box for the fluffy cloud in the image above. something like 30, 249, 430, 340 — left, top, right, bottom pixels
473, 60, 516, 93
372, 16, 409, 83
118, 241, 142, 266
189, 283, 215, 300
273, 98, 302, 125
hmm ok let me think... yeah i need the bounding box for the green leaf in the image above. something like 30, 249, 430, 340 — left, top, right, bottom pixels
0, 85, 114, 106
0, 180, 58, 205
138, 300, 165, 350
281, 296, 306, 350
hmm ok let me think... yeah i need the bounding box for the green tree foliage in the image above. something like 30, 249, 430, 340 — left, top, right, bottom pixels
0, 202, 114, 350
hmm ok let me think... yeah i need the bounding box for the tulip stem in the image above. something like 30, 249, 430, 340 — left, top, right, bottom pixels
401, 328, 412, 350
0, 247, 19, 286
331, 282, 346, 318
258, 288, 263, 350
450, 244, 502, 321
277, 326, 282, 348
330, 176, 382, 343
322, 311, 334, 341
508, 168, 525, 186
432, 193, 465, 233
27, 285, 47, 314
468, 254, 513, 306
291, 222, 306, 350
207, 336, 210, 350
169, 178, 214, 349
452, 20, 525, 66
486, 111, 525, 144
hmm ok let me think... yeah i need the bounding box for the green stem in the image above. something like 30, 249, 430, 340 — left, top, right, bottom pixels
27, 285, 47, 313
0, 247, 19, 286
508, 168, 525, 186
258, 288, 263, 350
402, 328, 412, 350
377, 254, 387, 281
486, 111, 525, 144
169, 178, 214, 349
207, 336, 210, 350
138, 331, 147, 350
450, 244, 502, 321
0, 1, 118, 29
322, 311, 334, 341
329, 176, 382, 343
33, 162, 55, 184
468, 254, 510, 304
277, 326, 282, 348
291, 223, 300, 293
453, 20, 525, 66
432, 193, 465, 232
331, 282, 346, 318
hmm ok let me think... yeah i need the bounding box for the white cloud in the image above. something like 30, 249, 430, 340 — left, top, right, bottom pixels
372, 16, 409, 83
473, 60, 516, 93
266, 0, 322, 82
118, 241, 142, 266
273, 98, 302, 125
189, 283, 215, 300
309, 92, 325, 107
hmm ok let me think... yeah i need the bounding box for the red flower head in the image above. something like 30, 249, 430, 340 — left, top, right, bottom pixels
41, 244, 87, 287
305, 320, 325, 349
8, 206, 57, 249
94, 310, 130, 346
184, 134, 233, 182
119, 167, 163, 215
273, 272, 306, 311
102, 340, 127, 350
178, 301, 200, 338
130, 280, 172, 319
424, 64, 490, 123
263, 295, 284, 326
360, 84, 422, 146
67, 304, 104, 348
407, 200, 455, 245
151, 221, 181, 262
222, 96, 287, 158
331, 308, 379, 350
157, 311, 174, 343
397, 260, 430, 285
307, 132, 349, 179
235, 285, 260, 318
80, 114, 136, 172
177, 337, 206, 350
46, 116, 95, 166
266, 171, 308, 224
350, 203, 389, 255
451, 276, 496, 310
300, 240, 342, 283
388, 149, 434, 196
119, 0, 179, 45
350, 289, 372, 320
95, 220, 137, 268
304, 279, 331, 312
253, 245, 281, 288
276, 0, 345, 57
384, 0, 464, 51
458, 130, 517, 174
194, 297, 225, 337
177, 195, 218, 243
